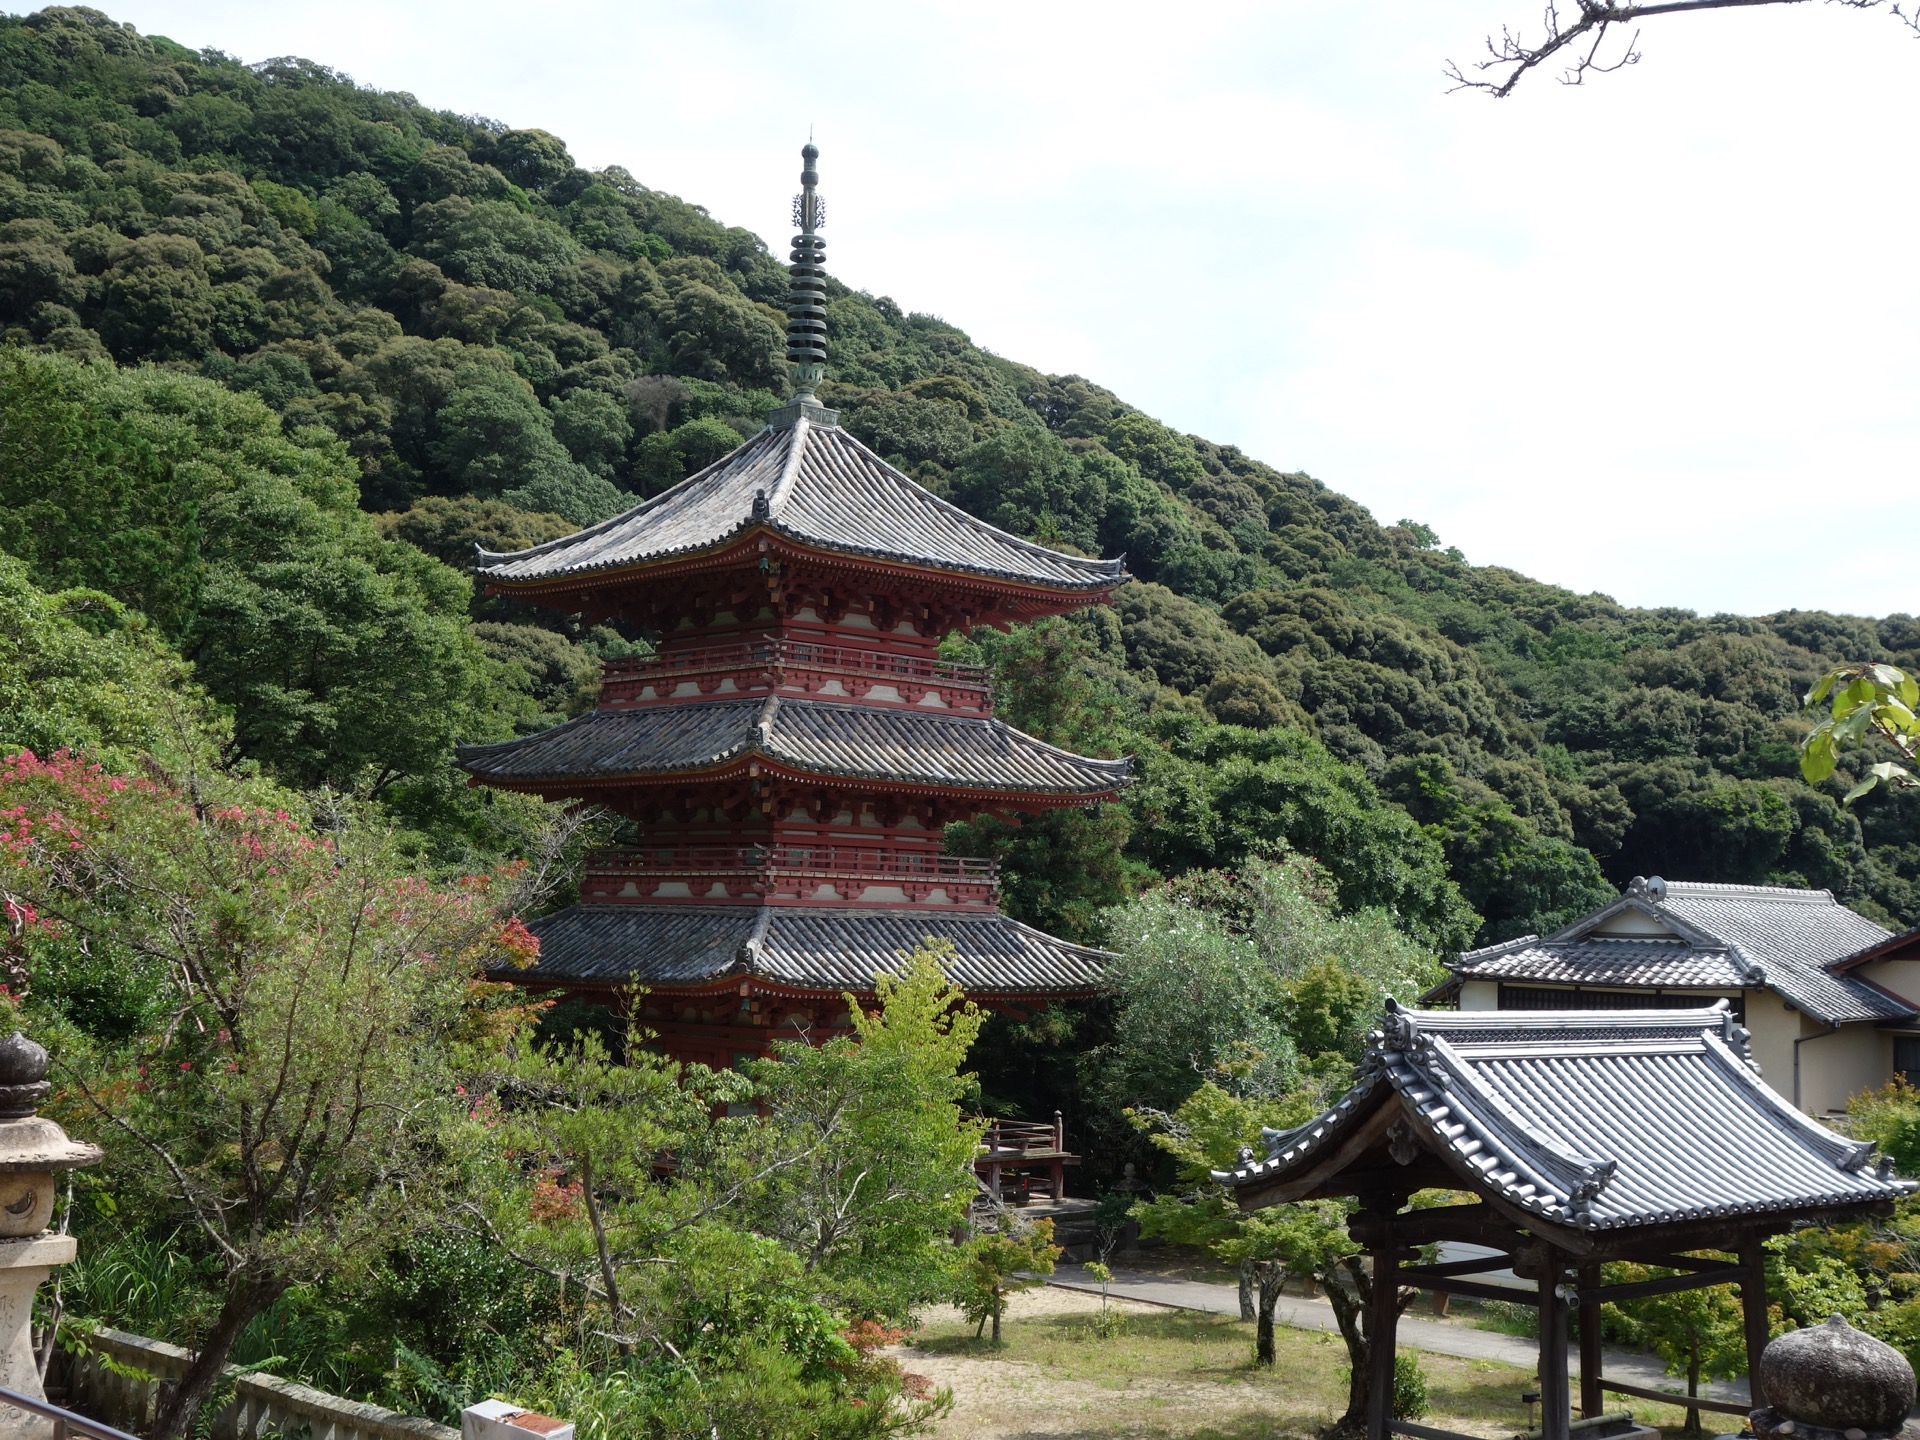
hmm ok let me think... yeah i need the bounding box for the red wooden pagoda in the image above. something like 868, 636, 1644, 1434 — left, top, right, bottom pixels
457, 144, 1130, 1070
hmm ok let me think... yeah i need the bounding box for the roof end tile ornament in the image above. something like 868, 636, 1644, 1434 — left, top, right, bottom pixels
1567, 1158, 1619, 1220
769, 140, 839, 432
1378, 996, 1420, 1051
1722, 1004, 1754, 1047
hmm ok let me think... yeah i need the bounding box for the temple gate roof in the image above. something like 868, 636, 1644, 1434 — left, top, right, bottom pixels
1217, 1003, 1912, 1234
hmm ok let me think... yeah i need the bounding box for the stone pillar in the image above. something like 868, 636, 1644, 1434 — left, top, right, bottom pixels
0, 1033, 102, 1440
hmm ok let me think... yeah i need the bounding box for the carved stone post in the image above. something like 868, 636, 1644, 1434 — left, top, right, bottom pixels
0, 1033, 101, 1440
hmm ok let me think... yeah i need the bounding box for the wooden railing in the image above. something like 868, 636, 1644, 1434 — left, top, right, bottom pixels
599, 639, 992, 715
583, 844, 999, 908
605, 640, 986, 687
591, 845, 996, 880
981, 1114, 1067, 1155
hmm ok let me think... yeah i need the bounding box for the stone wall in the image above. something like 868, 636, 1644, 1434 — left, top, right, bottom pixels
56, 1326, 458, 1440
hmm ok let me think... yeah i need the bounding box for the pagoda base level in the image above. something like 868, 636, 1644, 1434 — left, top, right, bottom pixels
500, 903, 1111, 1060
524, 977, 1064, 1070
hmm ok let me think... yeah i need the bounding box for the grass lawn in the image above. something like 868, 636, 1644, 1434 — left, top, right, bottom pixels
902, 1288, 1711, 1440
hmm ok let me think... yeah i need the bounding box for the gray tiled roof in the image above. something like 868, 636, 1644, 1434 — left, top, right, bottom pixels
1445, 881, 1912, 1025
455, 696, 1130, 796
476, 416, 1126, 591
509, 903, 1110, 993
1216, 1004, 1913, 1232
1450, 938, 1749, 991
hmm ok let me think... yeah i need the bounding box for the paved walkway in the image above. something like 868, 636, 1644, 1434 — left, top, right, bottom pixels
1048, 1264, 1751, 1406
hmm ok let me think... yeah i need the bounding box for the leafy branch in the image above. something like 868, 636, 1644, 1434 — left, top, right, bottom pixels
1800, 663, 1919, 801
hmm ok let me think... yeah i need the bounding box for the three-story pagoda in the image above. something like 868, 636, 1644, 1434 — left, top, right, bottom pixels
458, 144, 1131, 1068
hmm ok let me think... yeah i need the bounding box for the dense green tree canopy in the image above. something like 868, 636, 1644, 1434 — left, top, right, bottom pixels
4, 1, 1917, 948
0, 348, 504, 795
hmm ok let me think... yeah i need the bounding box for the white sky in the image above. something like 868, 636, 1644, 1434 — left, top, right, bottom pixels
75, 0, 1920, 618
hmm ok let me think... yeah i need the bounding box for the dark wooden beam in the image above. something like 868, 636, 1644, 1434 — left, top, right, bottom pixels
1396, 1273, 1531, 1304
1579, 1265, 1744, 1304
1400, 1252, 1516, 1278
1598, 1378, 1749, 1418
1350, 1202, 1526, 1252
1604, 1251, 1733, 1272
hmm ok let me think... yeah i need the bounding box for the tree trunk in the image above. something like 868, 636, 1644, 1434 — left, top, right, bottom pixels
1238, 1260, 1256, 1322
149, 1273, 286, 1440
1324, 1275, 1369, 1432
990, 1301, 1002, 1345
1346, 1331, 1371, 1432
1255, 1264, 1283, 1366
1685, 1351, 1703, 1437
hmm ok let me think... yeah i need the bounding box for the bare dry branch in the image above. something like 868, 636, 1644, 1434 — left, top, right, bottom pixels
1449, 0, 1919, 96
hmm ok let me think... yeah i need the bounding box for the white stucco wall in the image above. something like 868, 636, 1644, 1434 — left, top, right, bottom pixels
1796, 1023, 1891, 1118
1857, 958, 1920, 1009
1742, 990, 1799, 1102
1744, 990, 1890, 1116
1458, 979, 1500, 1011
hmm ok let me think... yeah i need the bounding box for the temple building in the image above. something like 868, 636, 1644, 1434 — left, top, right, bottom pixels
1427, 875, 1920, 1116
456, 144, 1131, 1069
1215, 1001, 1914, 1440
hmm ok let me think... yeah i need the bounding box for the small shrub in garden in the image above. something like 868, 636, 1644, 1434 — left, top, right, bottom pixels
1394, 1351, 1429, 1420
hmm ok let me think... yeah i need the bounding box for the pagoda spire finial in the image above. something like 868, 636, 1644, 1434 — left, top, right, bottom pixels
780, 140, 831, 417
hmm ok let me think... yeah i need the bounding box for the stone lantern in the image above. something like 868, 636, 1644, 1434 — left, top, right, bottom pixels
0, 1032, 101, 1439
1750, 1314, 1920, 1440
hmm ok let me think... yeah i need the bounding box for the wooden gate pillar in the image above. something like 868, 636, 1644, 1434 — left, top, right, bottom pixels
1522, 1247, 1573, 1440
1366, 1243, 1401, 1440
1578, 1262, 1604, 1418
1739, 1239, 1772, 1405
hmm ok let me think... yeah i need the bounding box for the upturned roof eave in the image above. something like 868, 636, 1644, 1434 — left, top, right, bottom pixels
473, 416, 1129, 598
453, 697, 1134, 801
455, 745, 1131, 804
479, 520, 1127, 600
492, 901, 1114, 995
494, 965, 1110, 1001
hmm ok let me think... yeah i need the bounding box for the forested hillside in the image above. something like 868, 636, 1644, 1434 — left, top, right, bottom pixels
4, 4, 1917, 953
